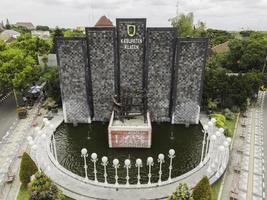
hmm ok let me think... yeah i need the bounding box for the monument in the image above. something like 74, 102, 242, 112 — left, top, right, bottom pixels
56, 17, 208, 148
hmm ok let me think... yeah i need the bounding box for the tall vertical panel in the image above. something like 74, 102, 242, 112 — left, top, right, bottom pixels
117, 19, 146, 109
56, 38, 91, 123
146, 28, 176, 122
86, 28, 117, 121
172, 38, 208, 124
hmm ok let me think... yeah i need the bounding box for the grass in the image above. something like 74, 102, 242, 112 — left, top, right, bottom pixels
224, 113, 238, 137
17, 185, 30, 200
211, 178, 222, 200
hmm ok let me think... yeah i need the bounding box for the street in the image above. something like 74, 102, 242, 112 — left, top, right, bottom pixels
0, 93, 17, 141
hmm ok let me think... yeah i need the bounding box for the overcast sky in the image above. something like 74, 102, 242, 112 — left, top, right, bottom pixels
1, 0, 267, 31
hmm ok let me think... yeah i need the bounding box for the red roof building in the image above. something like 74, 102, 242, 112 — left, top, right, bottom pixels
95, 16, 113, 27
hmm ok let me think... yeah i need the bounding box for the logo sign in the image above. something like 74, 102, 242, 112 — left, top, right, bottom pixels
127, 25, 136, 37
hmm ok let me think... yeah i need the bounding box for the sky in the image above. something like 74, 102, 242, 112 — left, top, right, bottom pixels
1, 0, 267, 31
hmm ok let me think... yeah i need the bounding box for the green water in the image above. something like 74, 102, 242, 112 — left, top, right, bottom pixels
54, 122, 203, 184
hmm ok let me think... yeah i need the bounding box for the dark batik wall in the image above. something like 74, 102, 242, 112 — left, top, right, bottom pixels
146, 28, 176, 122
172, 38, 208, 124
56, 38, 91, 123
117, 19, 146, 107
86, 28, 117, 121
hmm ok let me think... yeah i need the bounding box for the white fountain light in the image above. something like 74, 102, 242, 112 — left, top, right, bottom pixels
49, 124, 54, 130
124, 159, 131, 166
136, 158, 142, 165
219, 145, 225, 152
81, 148, 87, 155
91, 153, 97, 160
226, 137, 232, 143
43, 118, 48, 123
210, 134, 217, 141
147, 157, 153, 164
169, 149, 175, 156
203, 125, 209, 131
208, 121, 213, 127
113, 159, 119, 166
41, 133, 46, 139
158, 153, 164, 161
223, 141, 230, 147
32, 145, 37, 150
215, 131, 221, 137
102, 156, 108, 163
27, 136, 33, 142
29, 140, 34, 146
218, 127, 224, 133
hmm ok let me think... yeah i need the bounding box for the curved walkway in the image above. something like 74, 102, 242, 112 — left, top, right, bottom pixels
30, 113, 229, 200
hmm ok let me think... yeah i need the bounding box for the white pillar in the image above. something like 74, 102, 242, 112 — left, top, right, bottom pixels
168, 149, 175, 181
147, 157, 153, 185
81, 148, 88, 180
157, 154, 165, 184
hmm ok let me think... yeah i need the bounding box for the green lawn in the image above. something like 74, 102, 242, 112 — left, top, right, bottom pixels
225, 113, 238, 137
211, 178, 222, 200
17, 185, 30, 200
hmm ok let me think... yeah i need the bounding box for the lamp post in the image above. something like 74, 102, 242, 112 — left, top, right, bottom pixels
168, 149, 175, 181
135, 158, 142, 185
113, 159, 120, 185
147, 157, 154, 185
157, 154, 165, 184
101, 156, 108, 184
81, 148, 88, 180
91, 153, 98, 182
124, 159, 131, 185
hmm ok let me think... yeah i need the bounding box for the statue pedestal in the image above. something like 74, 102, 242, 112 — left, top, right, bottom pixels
108, 112, 152, 148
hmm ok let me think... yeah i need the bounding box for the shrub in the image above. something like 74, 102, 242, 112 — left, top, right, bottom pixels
223, 108, 235, 120
223, 127, 232, 137
192, 176, 212, 200
209, 113, 226, 128
29, 172, 63, 200
231, 106, 240, 113
19, 152, 38, 186
167, 183, 193, 200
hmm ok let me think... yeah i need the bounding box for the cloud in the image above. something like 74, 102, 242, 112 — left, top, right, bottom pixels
0, 0, 267, 30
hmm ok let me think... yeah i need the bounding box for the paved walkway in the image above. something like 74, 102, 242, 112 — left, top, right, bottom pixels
0, 103, 45, 200
220, 91, 265, 200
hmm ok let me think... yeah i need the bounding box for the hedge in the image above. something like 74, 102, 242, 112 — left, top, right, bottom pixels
19, 152, 38, 186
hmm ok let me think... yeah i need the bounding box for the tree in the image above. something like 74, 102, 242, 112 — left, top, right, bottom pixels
192, 176, 212, 200
169, 12, 206, 37
207, 29, 233, 47
5, 18, 10, 29
29, 171, 63, 200
36, 25, 50, 31
19, 152, 38, 186
51, 27, 64, 53
167, 183, 193, 200
63, 29, 84, 37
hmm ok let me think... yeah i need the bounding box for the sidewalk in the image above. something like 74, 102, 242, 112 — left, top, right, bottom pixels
0, 104, 45, 200
220, 92, 265, 200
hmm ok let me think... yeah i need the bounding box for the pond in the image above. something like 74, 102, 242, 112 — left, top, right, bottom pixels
54, 122, 204, 184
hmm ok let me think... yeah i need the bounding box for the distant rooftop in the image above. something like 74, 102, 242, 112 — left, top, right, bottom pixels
211, 41, 230, 54
15, 22, 35, 30
95, 16, 113, 27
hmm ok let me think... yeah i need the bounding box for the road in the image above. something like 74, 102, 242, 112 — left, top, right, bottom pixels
263, 93, 267, 199
0, 93, 17, 141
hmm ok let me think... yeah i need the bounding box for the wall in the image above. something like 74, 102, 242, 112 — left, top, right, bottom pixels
56, 38, 91, 123
86, 28, 117, 121
146, 28, 176, 122
172, 38, 208, 124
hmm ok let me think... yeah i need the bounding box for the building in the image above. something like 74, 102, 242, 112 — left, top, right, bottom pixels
95, 15, 113, 27
31, 30, 50, 39
211, 41, 229, 54
56, 18, 208, 125
15, 22, 35, 30
0, 30, 20, 42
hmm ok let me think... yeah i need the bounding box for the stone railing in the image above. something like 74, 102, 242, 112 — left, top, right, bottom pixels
28, 116, 231, 189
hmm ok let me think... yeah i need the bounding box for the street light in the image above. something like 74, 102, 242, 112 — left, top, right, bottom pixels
101, 156, 108, 184
113, 159, 120, 185
168, 149, 175, 181
124, 159, 131, 185
91, 153, 98, 182
81, 148, 88, 180
157, 153, 165, 184
147, 157, 154, 184
135, 158, 142, 185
